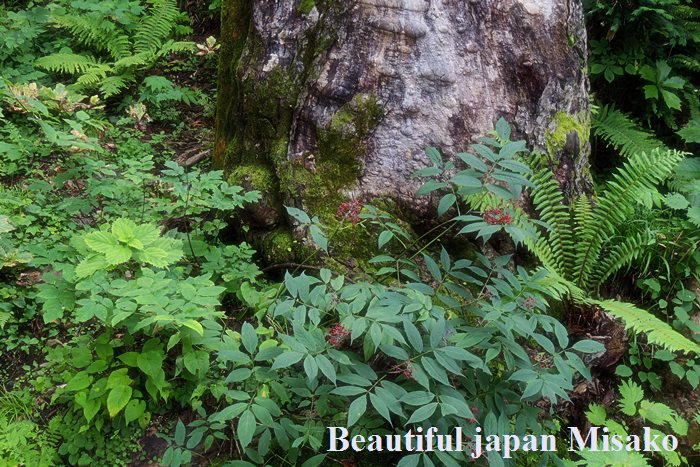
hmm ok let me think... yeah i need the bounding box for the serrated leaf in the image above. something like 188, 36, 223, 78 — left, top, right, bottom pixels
84, 231, 119, 254
619, 380, 644, 416
75, 254, 110, 278
111, 218, 137, 242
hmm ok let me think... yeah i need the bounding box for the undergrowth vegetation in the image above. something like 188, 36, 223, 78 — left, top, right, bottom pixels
0, 0, 698, 466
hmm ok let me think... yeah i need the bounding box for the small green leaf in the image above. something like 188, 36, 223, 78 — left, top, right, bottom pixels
406, 402, 438, 424
309, 224, 328, 252
437, 194, 456, 216
303, 355, 318, 381
571, 339, 605, 354
378, 231, 394, 249
175, 419, 186, 445
615, 365, 633, 378
347, 395, 367, 426
271, 351, 304, 370
241, 322, 258, 354
124, 399, 146, 425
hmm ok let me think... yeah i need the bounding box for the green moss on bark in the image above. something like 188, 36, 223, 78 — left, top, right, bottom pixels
215, 2, 387, 264
545, 112, 590, 157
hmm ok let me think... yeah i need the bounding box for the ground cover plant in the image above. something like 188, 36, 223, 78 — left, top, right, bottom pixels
0, 0, 699, 466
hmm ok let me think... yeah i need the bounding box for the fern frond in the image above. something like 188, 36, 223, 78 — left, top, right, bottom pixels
541, 268, 700, 354
589, 230, 655, 287
527, 161, 575, 278
592, 299, 700, 354
112, 53, 150, 70
157, 40, 195, 57
51, 15, 131, 60
574, 149, 684, 288
99, 76, 130, 97
0, 311, 10, 329
74, 64, 111, 87
133, 0, 179, 55
106, 35, 132, 61
671, 54, 700, 73
34, 53, 97, 75
592, 106, 667, 158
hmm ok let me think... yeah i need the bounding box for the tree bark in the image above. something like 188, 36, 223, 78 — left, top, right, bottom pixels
214, 0, 590, 260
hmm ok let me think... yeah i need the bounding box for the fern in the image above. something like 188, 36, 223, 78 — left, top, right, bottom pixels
525, 157, 575, 278
133, 0, 179, 55
34, 53, 97, 75
0, 312, 9, 330
518, 150, 700, 354
592, 106, 667, 158
541, 268, 700, 354
35, 0, 192, 98
51, 15, 131, 60
593, 299, 700, 354
574, 149, 684, 288
589, 229, 655, 288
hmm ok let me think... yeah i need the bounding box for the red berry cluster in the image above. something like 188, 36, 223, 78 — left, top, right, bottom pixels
337, 199, 364, 225
389, 361, 415, 380
483, 207, 512, 225
326, 323, 350, 348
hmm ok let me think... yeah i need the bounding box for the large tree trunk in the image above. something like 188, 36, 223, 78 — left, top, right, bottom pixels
214, 0, 590, 261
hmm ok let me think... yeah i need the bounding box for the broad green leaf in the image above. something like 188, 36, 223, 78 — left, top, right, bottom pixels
137, 351, 164, 379
84, 231, 118, 254
65, 371, 91, 392
237, 410, 256, 448
111, 218, 137, 242
107, 385, 132, 417
181, 320, 204, 336
124, 399, 146, 425
75, 254, 109, 278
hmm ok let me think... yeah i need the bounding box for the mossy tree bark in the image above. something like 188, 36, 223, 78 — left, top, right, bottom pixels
214, 0, 590, 262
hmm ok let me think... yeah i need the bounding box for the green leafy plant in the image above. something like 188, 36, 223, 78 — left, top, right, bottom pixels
568, 380, 689, 466
518, 148, 699, 353
35, 0, 193, 97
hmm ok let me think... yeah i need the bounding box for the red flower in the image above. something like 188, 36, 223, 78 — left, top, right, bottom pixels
483, 207, 512, 225
337, 199, 364, 225
389, 361, 416, 380
326, 323, 350, 348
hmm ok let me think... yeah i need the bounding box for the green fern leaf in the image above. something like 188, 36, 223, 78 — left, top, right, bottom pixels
592, 299, 700, 354
133, 0, 179, 55
574, 149, 684, 288
99, 76, 130, 97
34, 53, 97, 75
589, 230, 655, 288
592, 106, 667, 158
